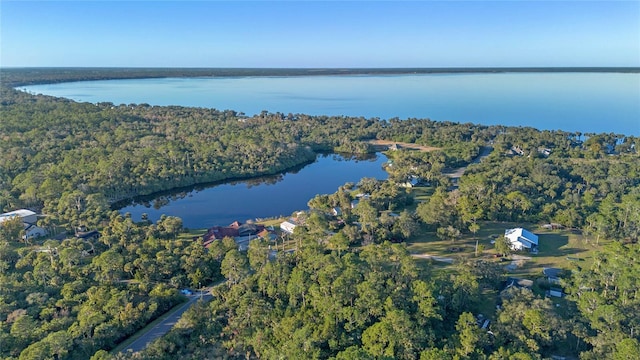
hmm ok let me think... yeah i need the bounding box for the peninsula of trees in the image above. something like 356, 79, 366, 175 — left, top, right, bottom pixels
0, 68, 639, 360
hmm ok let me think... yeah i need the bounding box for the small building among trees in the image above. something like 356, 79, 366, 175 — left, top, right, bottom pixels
23, 223, 47, 240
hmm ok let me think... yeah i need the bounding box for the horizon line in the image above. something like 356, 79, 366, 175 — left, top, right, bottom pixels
3, 66, 639, 69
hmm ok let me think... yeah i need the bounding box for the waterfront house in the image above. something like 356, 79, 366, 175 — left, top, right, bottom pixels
202, 221, 267, 249
280, 220, 297, 234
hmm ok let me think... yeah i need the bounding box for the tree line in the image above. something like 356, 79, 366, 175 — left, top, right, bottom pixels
121, 169, 639, 359
1, 69, 639, 359
0, 85, 503, 230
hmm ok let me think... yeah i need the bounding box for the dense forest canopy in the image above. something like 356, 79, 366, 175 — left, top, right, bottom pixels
4, 67, 638, 87
1, 68, 639, 359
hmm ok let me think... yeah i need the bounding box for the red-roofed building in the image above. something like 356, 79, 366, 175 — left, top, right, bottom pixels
202, 221, 269, 249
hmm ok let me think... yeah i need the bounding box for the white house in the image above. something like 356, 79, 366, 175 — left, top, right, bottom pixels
504, 228, 539, 251
1, 209, 47, 240
23, 223, 47, 240
280, 220, 297, 234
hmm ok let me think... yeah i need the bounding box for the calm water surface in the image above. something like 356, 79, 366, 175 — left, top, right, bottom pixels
119, 154, 388, 229
23, 73, 640, 227
23, 72, 640, 135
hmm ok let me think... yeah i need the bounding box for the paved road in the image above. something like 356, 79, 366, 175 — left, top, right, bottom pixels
121, 291, 212, 354
444, 146, 493, 179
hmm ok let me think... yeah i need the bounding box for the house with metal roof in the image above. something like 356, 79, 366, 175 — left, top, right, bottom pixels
1, 209, 47, 241
505, 228, 539, 251
0, 209, 37, 225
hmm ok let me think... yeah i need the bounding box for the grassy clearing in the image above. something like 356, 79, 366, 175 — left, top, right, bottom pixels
407, 221, 605, 324
368, 140, 441, 152
178, 228, 208, 240
406, 221, 524, 259
257, 217, 288, 227
407, 221, 604, 280
404, 186, 434, 213
508, 228, 607, 279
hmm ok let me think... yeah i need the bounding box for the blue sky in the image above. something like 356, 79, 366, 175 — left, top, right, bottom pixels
2, 1, 639, 68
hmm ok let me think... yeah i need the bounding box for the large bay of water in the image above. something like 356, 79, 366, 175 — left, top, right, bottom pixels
23, 72, 640, 135
117, 154, 388, 229
22, 72, 639, 227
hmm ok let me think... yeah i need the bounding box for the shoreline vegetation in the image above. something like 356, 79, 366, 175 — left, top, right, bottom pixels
3, 66, 639, 87
1, 68, 639, 360
0, 72, 487, 219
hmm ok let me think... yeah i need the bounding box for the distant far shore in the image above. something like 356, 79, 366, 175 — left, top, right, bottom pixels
3, 66, 639, 87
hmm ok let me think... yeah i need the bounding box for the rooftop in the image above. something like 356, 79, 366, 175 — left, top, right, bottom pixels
1, 209, 36, 217
202, 221, 266, 244
0, 209, 37, 224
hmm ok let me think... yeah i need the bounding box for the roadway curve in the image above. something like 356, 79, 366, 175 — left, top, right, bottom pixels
120, 291, 212, 354
444, 146, 493, 179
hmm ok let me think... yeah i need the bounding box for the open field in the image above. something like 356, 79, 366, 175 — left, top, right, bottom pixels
257, 217, 289, 227
509, 229, 607, 278
409, 186, 435, 202
368, 139, 441, 152
405, 221, 520, 259
402, 186, 435, 213
178, 228, 208, 240
406, 221, 607, 323
406, 221, 605, 279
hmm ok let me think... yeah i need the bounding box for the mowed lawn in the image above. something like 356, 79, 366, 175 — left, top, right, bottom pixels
509, 228, 606, 278
406, 221, 605, 278
406, 221, 525, 259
